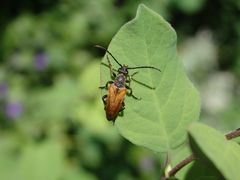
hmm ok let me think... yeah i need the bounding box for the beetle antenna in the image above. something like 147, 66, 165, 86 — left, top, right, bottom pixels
128, 66, 161, 72
94, 45, 122, 67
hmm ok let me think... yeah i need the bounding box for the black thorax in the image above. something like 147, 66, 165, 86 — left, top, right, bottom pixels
114, 73, 126, 88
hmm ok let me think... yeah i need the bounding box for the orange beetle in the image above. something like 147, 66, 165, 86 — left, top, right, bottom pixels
103, 83, 126, 120
96, 45, 161, 122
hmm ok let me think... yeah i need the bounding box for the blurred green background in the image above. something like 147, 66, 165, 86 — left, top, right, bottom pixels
0, 0, 239, 179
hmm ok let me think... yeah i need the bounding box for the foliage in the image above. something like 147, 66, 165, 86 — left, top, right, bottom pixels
101, 5, 200, 152
188, 123, 240, 179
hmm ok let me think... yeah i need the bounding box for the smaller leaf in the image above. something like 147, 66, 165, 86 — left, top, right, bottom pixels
188, 123, 240, 180
185, 160, 222, 180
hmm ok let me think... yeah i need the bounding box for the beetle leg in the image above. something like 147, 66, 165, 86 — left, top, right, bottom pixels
127, 71, 139, 82
120, 101, 125, 112
118, 110, 124, 117
119, 108, 125, 116
126, 75, 130, 84
99, 85, 106, 89
126, 85, 141, 100
117, 102, 125, 118
126, 71, 139, 88
99, 81, 114, 89
127, 71, 156, 89
102, 95, 107, 105
126, 73, 141, 100
106, 55, 116, 79
130, 71, 139, 78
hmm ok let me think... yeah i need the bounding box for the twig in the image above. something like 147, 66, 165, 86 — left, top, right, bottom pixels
225, 128, 240, 140
167, 154, 195, 177
165, 127, 240, 178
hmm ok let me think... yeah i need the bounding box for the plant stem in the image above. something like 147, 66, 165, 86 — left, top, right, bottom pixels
225, 128, 240, 140
168, 154, 195, 177
166, 127, 240, 178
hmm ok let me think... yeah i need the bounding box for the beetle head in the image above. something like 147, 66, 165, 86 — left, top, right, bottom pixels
118, 65, 128, 75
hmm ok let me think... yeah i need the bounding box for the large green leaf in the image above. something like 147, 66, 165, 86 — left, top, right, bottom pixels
100, 4, 200, 152
188, 123, 240, 179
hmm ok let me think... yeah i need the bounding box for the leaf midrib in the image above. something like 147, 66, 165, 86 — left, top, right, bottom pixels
142, 15, 170, 149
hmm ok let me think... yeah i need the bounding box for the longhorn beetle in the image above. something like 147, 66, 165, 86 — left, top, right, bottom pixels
96, 45, 161, 122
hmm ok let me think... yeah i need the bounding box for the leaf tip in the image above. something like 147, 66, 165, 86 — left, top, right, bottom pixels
137, 3, 152, 15
136, 3, 177, 40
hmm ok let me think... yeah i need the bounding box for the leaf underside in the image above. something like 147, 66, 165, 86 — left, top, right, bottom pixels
188, 123, 240, 180
100, 4, 200, 152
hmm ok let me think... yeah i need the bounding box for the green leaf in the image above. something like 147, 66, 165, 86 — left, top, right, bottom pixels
188, 123, 240, 179
185, 161, 223, 180
100, 4, 200, 152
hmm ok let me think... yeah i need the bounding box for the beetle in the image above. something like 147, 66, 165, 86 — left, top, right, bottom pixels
96, 45, 161, 122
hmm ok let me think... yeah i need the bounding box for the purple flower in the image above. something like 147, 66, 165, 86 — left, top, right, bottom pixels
5, 102, 23, 119
34, 52, 49, 71
0, 83, 8, 100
